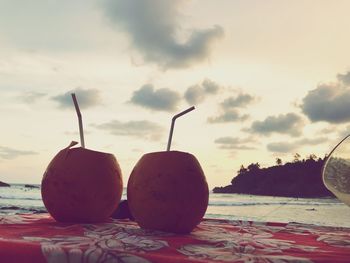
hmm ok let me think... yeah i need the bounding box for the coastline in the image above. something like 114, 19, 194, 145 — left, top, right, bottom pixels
212, 186, 335, 198
1, 184, 350, 228
212, 157, 334, 198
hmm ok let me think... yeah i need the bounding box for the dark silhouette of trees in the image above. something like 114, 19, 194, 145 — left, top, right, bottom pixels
247, 162, 260, 172
308, 154, 317, 161
276, 158, 282, 166
293, 153, 301, 162
213, 154, 334, 198
238, 165, 248, 175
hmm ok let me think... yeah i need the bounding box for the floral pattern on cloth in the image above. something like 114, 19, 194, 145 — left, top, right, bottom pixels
0, 214, 349, 263
24, 221, 169, 263
178, 220, 316, 262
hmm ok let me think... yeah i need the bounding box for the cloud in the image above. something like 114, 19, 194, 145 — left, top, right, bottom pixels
208, 91, 256, 124
0, 146, 37, 160
337, 71, 350, 86
214, 136, 256, 150
208, 110, 249, 123
184, 85, 205, 105
266, 142, 296, 153
298, 137, 327, 145
52, 88, 102, 109
338, 125, 350, 138
249, 113, 304, 137
202, 79, 221, 94
267, 137, 327, 153
103, 0, 224, 69
130, 84, 181, 112
221, 94, 256, 109
93, 120, 164, 141
301, 82, 350, 123
0, 1, 103, 50
17, 91, 46, 104
184, 79, 220, 105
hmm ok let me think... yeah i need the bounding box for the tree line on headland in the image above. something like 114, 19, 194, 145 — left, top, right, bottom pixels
213, 154, 334, 198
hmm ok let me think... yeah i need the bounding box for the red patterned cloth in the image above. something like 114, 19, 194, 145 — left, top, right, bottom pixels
0, 214, 349, 263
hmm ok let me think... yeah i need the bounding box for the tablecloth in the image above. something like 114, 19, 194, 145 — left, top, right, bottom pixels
0, 213, 349, 262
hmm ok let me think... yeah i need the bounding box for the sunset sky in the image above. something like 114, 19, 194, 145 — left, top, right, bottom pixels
1, 0, 350, 188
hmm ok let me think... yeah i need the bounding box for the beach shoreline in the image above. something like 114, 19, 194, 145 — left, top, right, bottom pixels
1, 184, 350, 228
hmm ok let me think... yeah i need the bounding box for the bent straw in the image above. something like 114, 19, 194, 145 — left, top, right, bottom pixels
166, 106, 195, 151
71, 93, 85, 148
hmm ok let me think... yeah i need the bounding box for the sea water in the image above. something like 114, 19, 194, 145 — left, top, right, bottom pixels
1, 185, 350, 228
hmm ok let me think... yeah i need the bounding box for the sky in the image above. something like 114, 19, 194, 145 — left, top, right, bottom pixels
1, 0, 350, 188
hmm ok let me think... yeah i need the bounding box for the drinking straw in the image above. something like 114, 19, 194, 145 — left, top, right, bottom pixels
166, 106, 195, 151
71, 93, 85, 148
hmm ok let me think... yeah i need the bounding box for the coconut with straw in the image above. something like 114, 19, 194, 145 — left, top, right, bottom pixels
41, 93, 123, 223
127, 106, 209, 234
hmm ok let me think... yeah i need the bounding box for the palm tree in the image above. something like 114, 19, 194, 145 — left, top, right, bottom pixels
238, 165, 248, 175
293, 153, 301, 162
276, 158, 282, 165
308, 154, 317, 160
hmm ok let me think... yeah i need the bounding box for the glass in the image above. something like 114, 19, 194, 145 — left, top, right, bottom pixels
322, 134, 350, 206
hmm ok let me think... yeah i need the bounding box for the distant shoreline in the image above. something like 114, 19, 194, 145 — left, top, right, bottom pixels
212, 156, 335, 198
0, 182, 40, 188
0, 181, 10, 187
211, 191, 336, 199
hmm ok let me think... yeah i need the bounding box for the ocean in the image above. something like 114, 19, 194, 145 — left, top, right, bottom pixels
1, 184, 350, 228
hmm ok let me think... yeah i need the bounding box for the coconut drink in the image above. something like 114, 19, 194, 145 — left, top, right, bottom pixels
41, 94, 123, 223
127, 107, 209, 233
